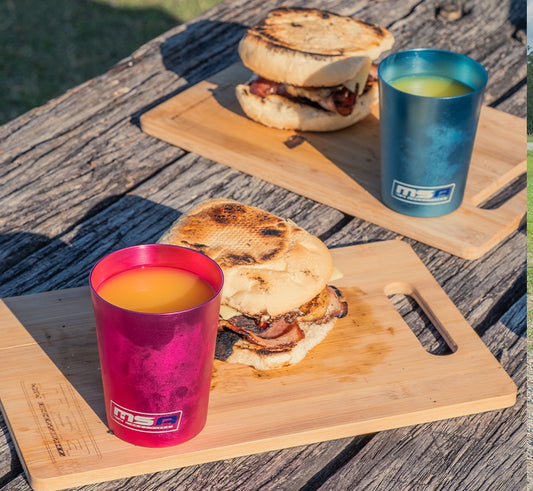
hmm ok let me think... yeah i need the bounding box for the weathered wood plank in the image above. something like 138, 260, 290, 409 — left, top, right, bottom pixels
0, 155, 346, 297
0, 0, 524, 246
0, 0, 524, 489
0, 173, 524, 491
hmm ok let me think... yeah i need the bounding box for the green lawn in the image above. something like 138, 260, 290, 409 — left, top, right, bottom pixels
0, 0, 223, 125
527, 150, 533, 352
527, 150, 533, 256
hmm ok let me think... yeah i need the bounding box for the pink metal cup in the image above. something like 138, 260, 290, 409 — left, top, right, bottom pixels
89, 244, 223, 447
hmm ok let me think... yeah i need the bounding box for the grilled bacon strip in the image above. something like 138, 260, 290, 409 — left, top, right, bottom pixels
218, 285, 347, 352
248, 66, 377, 116
219, 317, 304, 352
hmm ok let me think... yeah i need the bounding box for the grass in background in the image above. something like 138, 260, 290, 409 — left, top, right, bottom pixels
0, 0, 223, 125
97, 0, 223, 23
527, 150, 533, 352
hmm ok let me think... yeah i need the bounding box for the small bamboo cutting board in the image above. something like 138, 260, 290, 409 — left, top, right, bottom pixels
140, 63, 526, 260
0, 241, 516, 490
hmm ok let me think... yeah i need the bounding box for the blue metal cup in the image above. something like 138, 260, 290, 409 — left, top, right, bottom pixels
378, 49, 487, 217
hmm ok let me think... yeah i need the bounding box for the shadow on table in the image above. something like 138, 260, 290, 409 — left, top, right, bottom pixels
132, 19, 245, 125
0, 195, 184, 423
0, 195, 182, 297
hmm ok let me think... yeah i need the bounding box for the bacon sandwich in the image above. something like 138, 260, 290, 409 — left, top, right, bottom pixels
159, 199, 347, 370
235, 7, 394, 132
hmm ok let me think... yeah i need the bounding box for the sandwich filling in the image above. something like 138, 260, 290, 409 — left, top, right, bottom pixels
216, 285, 347, 359
247, 63, 377, 116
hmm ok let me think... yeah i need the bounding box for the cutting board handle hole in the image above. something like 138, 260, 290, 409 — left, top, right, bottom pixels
387, 292, 455, 356
476, 172, 525, 209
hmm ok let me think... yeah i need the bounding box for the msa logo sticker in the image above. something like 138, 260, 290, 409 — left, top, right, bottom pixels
391, 180, 455, 205
111, 401, 182, 433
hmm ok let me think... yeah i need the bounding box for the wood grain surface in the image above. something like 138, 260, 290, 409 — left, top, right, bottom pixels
0, 241, 516, 490
0, 0, 526, 490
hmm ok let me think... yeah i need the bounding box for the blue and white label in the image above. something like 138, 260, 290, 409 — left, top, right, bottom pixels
391, 180, 455, 205
111, 400, 182, 433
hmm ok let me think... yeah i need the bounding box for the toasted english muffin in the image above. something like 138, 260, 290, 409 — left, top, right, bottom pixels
159, 199, 333, 317
235, 8, 393, 132
238, 7, 394, 87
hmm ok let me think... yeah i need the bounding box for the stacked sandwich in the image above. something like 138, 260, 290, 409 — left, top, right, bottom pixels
235, 7, 394, 132
159, 199, 347, 370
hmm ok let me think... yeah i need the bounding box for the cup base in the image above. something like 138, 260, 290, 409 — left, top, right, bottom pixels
109, 416, 206, 448
382, 197, 461, 218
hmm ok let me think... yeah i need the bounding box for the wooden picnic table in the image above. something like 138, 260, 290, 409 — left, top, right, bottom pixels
0, 0, 526, 489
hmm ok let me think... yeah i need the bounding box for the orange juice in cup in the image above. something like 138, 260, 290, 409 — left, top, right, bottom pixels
97, 265, 215, 313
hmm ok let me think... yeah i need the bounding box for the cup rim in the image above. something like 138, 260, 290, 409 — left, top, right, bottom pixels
377, 47, 488, 100
89, 243, 224, 316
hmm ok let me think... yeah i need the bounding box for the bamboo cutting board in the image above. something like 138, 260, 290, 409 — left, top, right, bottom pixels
140, 63, 526, 260
0, 241, 516, 491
